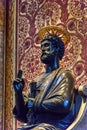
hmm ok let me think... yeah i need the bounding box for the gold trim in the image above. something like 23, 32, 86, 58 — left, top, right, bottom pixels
38, 26, 70, 44
5, 1, 13, 130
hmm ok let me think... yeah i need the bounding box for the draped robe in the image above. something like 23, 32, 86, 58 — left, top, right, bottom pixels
13, 68, 75, 130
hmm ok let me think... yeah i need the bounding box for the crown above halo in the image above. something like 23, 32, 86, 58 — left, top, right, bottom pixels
38, 26, 70, 44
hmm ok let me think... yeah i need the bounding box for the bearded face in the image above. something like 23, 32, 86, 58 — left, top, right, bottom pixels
40, 40, 58, 64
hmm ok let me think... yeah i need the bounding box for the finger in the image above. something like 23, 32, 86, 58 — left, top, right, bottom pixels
15, 84, 20, 91
16, 78, 22, 81
28, 98, 35, 101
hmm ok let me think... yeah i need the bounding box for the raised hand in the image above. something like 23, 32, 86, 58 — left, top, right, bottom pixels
13, 70, 25, 93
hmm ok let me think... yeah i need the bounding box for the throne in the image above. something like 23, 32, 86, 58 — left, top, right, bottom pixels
66, 85, 87, 130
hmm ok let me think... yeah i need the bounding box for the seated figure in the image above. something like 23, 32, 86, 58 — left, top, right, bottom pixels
13, 26, 76, 130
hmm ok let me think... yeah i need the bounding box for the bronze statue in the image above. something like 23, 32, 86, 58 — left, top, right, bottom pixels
13, 26, 75, 130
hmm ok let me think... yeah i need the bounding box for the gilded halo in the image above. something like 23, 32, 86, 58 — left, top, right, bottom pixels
38, 26, 70, 44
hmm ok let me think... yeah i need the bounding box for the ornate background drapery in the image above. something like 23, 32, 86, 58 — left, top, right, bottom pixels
4, 0, 87, 130
16, 0, 87, 89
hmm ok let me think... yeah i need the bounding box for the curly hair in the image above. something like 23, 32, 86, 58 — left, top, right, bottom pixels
41, 34, 65, 60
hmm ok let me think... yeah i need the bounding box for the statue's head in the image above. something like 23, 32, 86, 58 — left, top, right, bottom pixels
40, 34, 65, 64
38, 26, 70, 64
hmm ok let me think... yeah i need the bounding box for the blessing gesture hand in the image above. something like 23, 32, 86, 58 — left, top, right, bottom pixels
13, 70, 25, 93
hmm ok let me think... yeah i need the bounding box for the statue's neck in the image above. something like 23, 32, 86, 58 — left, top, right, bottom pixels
45, 59, 59, 73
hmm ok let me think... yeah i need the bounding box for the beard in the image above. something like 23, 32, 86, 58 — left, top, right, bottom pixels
40, 50, 56, 64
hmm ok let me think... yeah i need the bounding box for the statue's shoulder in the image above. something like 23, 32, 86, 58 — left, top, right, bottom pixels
57, 68, 74, 79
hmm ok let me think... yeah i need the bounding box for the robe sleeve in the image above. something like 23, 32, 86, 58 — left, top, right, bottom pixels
13, 93, 29, 123
34, 70, 74, 114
